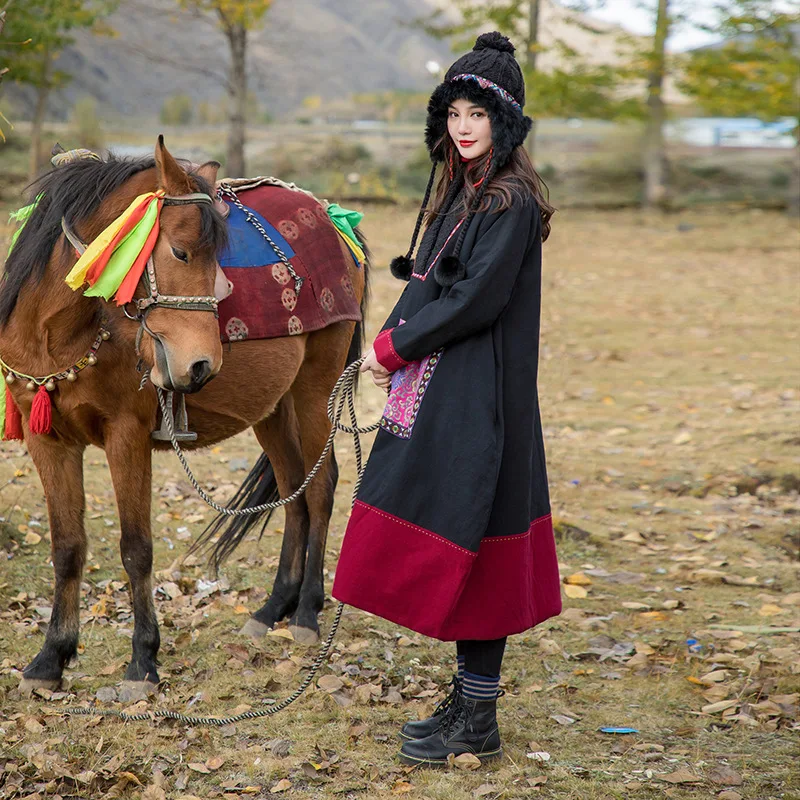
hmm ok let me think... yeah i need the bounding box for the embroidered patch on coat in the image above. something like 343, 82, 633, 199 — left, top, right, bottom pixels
380, 321, 442, 439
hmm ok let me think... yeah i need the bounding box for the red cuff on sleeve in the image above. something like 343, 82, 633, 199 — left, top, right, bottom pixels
373, 328, 410, 373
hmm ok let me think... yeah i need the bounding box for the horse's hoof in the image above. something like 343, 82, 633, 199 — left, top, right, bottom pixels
288, 625, 320, 645
18, 677, 61, 696
239, 618, 271, 638
118, 680, 157, 704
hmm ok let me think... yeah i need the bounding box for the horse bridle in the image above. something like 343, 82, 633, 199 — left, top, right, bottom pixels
61, 191, 220, 357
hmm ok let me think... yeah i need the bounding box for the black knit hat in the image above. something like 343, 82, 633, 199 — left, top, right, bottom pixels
390, 31, 533, 286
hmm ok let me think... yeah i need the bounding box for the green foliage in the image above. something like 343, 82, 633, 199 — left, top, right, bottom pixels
70, 95, 104, 149
0, 0, 116, 91
526, 63, 645, 121
160, 94, 194, 126
677, 0, 799, 121
416, 0, 641, 122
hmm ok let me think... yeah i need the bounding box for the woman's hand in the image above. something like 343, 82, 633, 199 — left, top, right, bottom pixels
361, 347, 393, 392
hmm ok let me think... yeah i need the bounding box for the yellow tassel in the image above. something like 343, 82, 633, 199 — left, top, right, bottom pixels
65, 191, 161, 290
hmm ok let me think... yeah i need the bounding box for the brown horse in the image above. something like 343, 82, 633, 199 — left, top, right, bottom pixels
1, 139, 369, 697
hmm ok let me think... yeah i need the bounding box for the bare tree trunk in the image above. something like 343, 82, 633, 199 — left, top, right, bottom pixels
525, 0, 540, 161
788, 138, 800, 217
643, 0, 670, 209
29, 48, 51, 182
223, 20, 247, 178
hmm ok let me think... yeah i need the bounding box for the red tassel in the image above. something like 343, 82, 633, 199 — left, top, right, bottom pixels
5, 386, 23, 440
29, 385, 52, 436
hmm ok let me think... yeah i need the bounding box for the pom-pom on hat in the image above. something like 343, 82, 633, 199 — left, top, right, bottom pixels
391, 32, 532, 287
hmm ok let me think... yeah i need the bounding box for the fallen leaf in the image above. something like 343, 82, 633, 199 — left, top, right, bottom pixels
702, 699, 739, 714
270, 779, 291, 793
708, 765, 743, 786
267, 628, 295, 640
526, 751, 551, 761
564, 584, 588, 599
660, 769, 701, 784
565, 572, 592, 586
392, 779, 414, 793
317, 675, 344, 693
188, 763, 211, 774
452, 752, 481, 770
205, 756, 225, 771
474, 785, 497, 798
698, 669, 728, 684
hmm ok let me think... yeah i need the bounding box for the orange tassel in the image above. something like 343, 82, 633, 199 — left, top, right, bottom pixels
5, 386, 23, 440
29, 385, 52, 435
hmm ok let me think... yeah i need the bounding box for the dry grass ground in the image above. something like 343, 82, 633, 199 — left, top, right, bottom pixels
0, 206, 798, 800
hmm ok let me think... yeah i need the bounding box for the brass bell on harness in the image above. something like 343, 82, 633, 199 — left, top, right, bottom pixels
67, 371, 78, 382
5, 372, 14, 384
26, 381, 35, 391
101, 330, 111, 341
87, 354, 97, 366
45, 379, 56, 392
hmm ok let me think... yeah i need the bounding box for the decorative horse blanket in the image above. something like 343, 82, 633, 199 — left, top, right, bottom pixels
215, 178, 363, 343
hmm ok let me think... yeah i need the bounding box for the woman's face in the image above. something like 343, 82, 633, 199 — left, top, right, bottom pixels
447, 98, 492, 160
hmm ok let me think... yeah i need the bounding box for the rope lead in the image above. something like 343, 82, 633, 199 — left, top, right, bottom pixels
60, 357, 378, 726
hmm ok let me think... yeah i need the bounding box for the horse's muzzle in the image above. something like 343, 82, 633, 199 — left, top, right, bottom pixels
152, 335, 217, 394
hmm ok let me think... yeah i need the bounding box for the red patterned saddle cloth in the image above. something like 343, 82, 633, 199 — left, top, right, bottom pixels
215, 178, 362, 342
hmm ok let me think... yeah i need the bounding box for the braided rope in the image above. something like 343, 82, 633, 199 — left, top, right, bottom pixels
156, 359, 378, 517
60, 357, 380, 725
217, 185, 306, 297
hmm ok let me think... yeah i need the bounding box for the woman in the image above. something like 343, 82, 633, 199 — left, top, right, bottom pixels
332, 31, 561, 766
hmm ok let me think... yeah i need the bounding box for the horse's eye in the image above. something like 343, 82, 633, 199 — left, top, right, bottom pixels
171, 246, 188, 262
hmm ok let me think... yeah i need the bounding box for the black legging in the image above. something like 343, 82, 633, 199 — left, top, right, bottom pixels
457, 637, 507, 677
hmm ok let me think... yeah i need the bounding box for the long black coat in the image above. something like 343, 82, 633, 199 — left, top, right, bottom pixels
332, 188, 561, 641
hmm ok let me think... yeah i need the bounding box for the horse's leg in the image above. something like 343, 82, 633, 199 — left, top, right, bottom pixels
20, 439, 86, 694
288, 324, 354, 644
241, 394, 311, 637
104, 422, 160, 695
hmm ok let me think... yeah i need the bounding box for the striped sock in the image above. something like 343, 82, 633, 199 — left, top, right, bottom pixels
462, 670, 500, 701
456, 655, 465, 682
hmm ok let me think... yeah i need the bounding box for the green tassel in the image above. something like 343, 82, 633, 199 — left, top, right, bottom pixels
7, 192, 45, 257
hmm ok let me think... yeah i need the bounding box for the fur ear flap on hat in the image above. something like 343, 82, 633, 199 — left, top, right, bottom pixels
434, 255, 466, 287
390, 254, 414, 281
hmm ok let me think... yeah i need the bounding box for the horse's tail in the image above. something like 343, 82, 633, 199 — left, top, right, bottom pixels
190, 453, 280, 574
345, 227, 371, 388
194, 227, 370, 572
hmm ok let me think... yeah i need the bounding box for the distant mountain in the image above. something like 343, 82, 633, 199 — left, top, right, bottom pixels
8, 0, 692, 122
11, 0, 455, 120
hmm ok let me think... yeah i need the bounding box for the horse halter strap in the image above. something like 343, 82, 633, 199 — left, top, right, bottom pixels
61, 191, 220, 317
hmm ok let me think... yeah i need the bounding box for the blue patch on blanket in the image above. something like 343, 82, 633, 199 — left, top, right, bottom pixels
218, 202, 295, 268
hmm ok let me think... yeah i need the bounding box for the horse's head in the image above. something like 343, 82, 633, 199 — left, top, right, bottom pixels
139, 137, 226, 394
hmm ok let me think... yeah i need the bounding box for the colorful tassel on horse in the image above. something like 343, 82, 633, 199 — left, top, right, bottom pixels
29, 385, 52, 436
7, 192, 45, 257
4, 386, 24, 440
65, 190, 164, 301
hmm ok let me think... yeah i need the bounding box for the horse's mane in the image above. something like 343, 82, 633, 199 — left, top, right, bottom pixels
0, 154, 226, 326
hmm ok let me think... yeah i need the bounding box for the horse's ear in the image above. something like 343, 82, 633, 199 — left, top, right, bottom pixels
194, 160, 221, 186
154, 134, 190, 192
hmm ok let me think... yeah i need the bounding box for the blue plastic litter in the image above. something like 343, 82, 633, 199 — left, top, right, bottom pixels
686, 638, 704, 653
599, 727, 639, 734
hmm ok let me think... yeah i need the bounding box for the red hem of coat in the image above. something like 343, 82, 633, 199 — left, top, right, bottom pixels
331, 501, 562, 641
373, 328, 409, 373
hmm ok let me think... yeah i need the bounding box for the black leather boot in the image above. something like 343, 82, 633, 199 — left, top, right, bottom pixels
398, 691, 502, 766
399, 676, 461, 740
